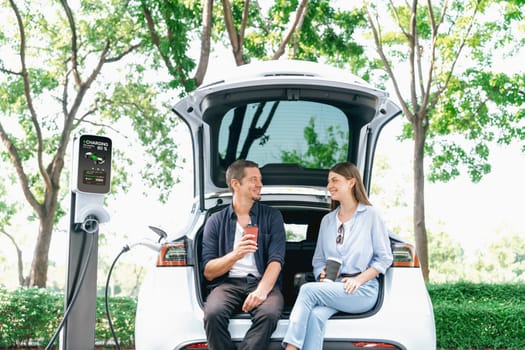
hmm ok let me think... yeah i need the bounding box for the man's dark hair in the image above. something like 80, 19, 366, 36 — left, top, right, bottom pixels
226, 159, 259, 192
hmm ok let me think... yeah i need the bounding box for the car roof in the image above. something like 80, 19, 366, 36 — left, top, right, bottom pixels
201, 59, 377, 90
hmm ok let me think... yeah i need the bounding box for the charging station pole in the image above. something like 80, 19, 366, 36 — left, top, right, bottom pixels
61, 192, 100, 350
61, 135, 112, 350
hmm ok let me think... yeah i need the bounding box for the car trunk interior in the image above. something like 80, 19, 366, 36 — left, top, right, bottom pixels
194, 204, 385, 318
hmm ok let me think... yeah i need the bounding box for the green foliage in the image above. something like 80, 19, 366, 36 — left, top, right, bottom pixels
0, 287, 136, 348
427, 70, 525, 183
134, 0, 199, 92
280, 117, 348, 168
210, 0, 367, 72
95, 296, 137, 347
0, 183, 17, 229
429, 282, 525, 349
0, 0, 188, 203
428, 231, 466, 281
94, 80, 182, 202
426, 231, 525, 284
1, 0, 191, 286
290, 0, 367, 67
379, 0, 525, 183
0, 287, 62, 347
473, 235, 525, 282
1, 0, 523, 292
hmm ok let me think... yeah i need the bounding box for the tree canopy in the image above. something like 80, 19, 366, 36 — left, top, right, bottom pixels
364, 0, 524, 279
0, 0, 183, 286
0, 0, 523, 286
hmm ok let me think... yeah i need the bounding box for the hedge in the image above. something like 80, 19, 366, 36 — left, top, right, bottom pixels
0, 288, 135, 348
1, 283, 524, 349
428, 282, 525, 350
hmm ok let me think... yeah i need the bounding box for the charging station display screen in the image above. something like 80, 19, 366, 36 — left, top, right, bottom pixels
77, 135, 112, 194
83, 170, 106, 186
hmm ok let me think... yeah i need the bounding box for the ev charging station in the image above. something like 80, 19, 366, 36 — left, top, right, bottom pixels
60, 134, 112, 350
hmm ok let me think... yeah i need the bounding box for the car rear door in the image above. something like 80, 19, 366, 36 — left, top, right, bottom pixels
172, 60, 402, 209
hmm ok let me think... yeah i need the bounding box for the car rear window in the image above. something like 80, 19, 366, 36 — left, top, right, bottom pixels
217, 100, 350, 169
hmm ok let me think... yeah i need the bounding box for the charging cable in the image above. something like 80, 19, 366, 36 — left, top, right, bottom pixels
105, 239, 161, 350
104, 245, 128, 350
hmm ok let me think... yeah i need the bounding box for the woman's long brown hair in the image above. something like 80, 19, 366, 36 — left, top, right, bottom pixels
329, 162, 372, 210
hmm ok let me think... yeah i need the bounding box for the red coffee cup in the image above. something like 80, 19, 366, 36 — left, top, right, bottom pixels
244, 224, 258, 243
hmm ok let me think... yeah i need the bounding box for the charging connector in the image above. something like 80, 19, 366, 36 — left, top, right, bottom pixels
78, 215, 99, 234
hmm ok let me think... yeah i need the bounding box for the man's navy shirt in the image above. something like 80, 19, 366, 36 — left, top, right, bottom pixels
202, 201, 286, 287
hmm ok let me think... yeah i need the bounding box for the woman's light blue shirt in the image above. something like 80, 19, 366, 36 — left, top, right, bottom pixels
312, 203, 393, 279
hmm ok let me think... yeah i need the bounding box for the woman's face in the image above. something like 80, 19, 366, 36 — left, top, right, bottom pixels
327, 171, 355, 201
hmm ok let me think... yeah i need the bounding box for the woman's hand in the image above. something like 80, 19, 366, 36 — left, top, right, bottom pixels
319, 267, 327, 281
341, 277, 363, 294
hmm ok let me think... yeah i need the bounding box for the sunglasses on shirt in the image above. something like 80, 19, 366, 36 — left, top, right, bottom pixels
336, 223, 344, 244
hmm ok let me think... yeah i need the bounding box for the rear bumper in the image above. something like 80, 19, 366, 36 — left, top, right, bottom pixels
135, 265, 435, 350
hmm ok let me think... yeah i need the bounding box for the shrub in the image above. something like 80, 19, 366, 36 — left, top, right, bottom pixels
428, 282, 525, 350
0, 288, 135, 348
95, 295, 136, 347
0, 287, 62, 347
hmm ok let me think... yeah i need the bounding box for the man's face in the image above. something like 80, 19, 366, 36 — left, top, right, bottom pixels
235, 166, 263, 202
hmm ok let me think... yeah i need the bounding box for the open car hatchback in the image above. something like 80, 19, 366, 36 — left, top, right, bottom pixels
135, 60, 436, 350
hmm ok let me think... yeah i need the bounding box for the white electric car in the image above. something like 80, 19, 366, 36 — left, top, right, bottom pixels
135, 60, 436, 350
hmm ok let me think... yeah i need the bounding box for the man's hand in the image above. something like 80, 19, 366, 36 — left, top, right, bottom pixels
242, 289, 267, 312
233, 233, 258, 259
241, 261, 281, 312
203, 233, 258, 281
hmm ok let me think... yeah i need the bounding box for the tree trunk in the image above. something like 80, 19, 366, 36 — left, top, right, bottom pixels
194, 0, 213, 87
413, 118, 429, 281
29, 210, 55, 287
1, 231, 29, 286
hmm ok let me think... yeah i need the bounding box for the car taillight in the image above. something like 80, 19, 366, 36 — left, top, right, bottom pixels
352, 341, 399, 348
391, 242, 420, 267
181, 343, 208, 349
157, 237, 193, 267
